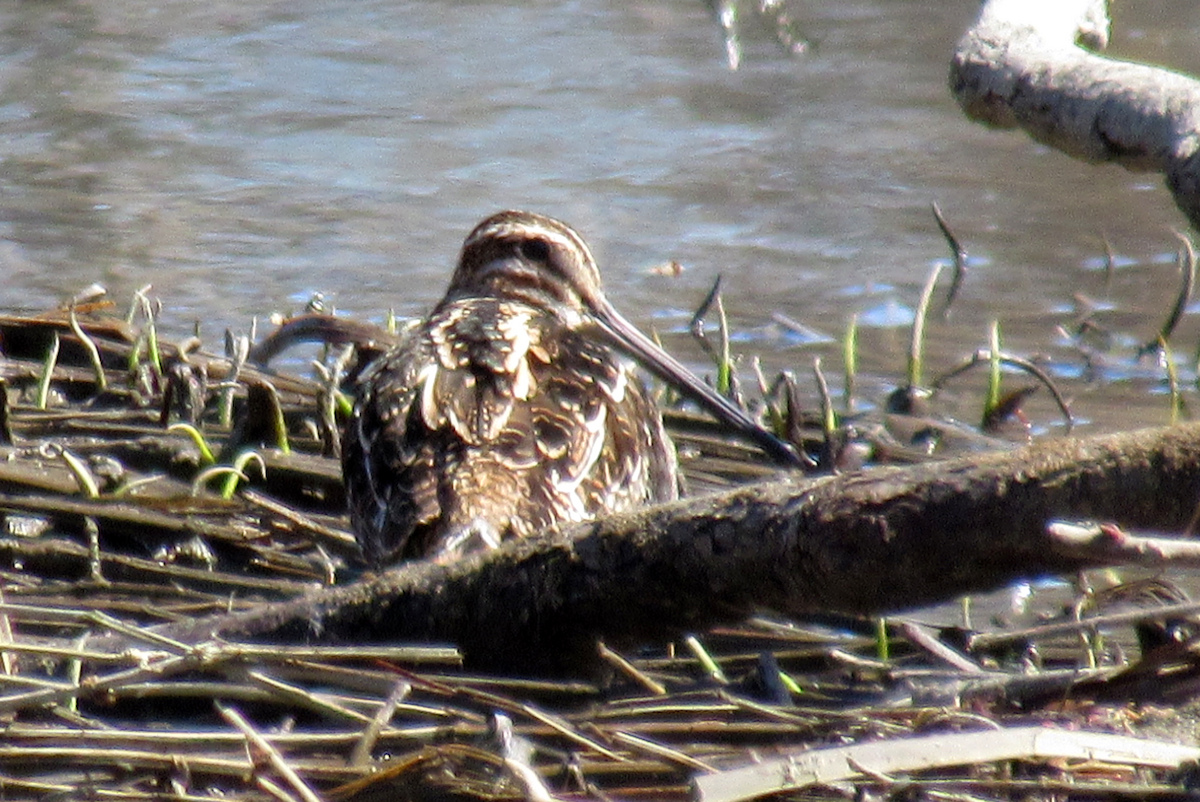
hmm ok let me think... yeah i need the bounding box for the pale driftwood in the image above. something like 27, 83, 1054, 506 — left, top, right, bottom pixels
693, 725, 1200, 802
950, 0, 1200, 227
125, 422, 1200, 672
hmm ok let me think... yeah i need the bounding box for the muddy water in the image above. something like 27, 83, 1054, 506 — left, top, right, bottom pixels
1, 0, 1199, 434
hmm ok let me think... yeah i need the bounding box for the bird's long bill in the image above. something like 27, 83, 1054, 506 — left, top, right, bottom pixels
593, 299, 801, 466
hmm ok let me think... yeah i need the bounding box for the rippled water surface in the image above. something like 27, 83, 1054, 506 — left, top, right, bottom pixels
3, 0, 1200, 431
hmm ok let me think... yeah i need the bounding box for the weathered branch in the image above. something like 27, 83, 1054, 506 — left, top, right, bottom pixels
138, 422, 1200, 672
950, 0, 1200, 227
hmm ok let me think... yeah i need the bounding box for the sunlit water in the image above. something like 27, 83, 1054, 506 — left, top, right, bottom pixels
2, 0, 1200, 433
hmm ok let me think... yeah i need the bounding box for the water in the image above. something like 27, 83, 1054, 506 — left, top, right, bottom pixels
2, 0, 1199, 432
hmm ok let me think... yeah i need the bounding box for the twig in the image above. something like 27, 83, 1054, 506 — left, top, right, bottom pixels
217, 703, 324, 802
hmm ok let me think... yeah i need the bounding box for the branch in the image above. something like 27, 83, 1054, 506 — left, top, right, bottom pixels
129, 422, 1200, 672
950, 0, 1200, 227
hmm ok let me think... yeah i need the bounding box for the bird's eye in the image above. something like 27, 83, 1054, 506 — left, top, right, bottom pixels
519, 238, 552, 263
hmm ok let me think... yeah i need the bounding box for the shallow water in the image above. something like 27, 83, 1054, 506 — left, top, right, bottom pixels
2, 0, 1199, 433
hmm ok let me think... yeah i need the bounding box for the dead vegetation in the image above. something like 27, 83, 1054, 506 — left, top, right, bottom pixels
1, 286, 1200, 801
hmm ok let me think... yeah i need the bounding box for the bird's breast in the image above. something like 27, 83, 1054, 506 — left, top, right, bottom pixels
346, 295, 677, 564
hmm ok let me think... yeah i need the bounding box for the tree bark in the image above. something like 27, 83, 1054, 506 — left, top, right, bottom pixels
141, 422, 1200, 672
950, 0, 1200, 227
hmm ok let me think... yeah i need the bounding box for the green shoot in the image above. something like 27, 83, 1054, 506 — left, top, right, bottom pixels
985, 320, 1002, 422
908, 263, 944, 389
167, 423, 217, 466
875, 616, 890, 662
843, 313, 858, 416
684, 635, 729, 684
68, 306, 107, 393
37, 332, 60, 410
59, 449, 101, 498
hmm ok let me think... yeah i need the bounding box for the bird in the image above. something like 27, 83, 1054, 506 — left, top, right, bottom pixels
342, 210, 797, 565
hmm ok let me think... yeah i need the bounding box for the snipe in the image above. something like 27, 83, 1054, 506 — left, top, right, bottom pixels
343, 210, 795, 565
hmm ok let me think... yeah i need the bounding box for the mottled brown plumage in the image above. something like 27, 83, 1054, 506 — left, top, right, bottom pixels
343, 210, 795, 566
342, 211, 672, 564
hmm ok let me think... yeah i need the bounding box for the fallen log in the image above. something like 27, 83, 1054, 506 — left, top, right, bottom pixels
136, 421, 1200, 672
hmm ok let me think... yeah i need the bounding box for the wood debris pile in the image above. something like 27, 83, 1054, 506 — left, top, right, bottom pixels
0, 301, 1197, 801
